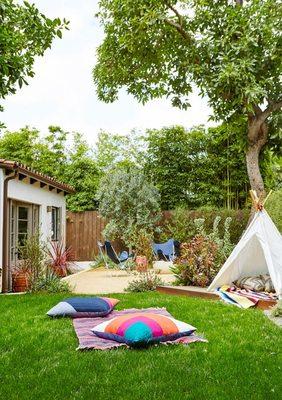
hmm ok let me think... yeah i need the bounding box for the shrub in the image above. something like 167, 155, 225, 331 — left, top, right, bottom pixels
171, 215, 234, 287
126, 270, 164, 292
90, 253, 119, 269
265, 189, 282, 233
17, 231, 46, 289
171, 235, 219, 287
131, 228, 154, 264
47, 241, 73, 277
159, 207, 249, 244
30, 267, 70, 293
96, 168, 161, 250
271, 300, 282, 318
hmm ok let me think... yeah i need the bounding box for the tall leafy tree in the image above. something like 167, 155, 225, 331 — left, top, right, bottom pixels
93, 0, 282, 200
96, 130, 146, 173
145, 125, 250, 209
0, 0, 68, 120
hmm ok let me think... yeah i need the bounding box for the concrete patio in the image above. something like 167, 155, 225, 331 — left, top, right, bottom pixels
63, 267, 174, 294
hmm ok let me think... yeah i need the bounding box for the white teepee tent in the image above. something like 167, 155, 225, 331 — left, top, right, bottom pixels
208, 209, 282, 298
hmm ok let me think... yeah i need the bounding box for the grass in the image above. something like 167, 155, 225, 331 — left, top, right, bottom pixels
0, 292, 281, 400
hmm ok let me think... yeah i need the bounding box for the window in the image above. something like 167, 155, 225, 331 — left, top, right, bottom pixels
51, 207, 61, 241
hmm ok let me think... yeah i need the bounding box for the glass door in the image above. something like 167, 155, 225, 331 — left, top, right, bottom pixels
9, 202, 39, 264
17, 205, 31, 259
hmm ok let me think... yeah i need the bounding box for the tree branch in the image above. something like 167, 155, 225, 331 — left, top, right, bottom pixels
259, 100, 282, 122
163, 2, 192, 42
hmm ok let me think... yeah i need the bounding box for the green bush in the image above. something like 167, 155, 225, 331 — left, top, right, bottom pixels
159, 207, 249, 244
171, 215, 234, 287
265, 190, 282, 233
126, 270, 164, 292
271, 300, 282, 317
29, 268, 70, 293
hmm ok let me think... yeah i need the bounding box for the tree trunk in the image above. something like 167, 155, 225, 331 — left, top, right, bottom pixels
246, 118, 268, 200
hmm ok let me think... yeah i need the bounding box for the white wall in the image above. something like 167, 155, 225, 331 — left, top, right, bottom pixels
0, 175, 67, 269
0, 169, 4, 269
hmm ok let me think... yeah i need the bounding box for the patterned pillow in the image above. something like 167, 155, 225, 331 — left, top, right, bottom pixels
234, 276, 265, 292
92, 313, 196, 347
47, 297, 119, 318
260, 275, 275, 293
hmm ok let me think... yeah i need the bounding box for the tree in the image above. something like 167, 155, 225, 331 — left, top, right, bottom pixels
63, 133, 100, 211
96, 169, 161, 247
145, 125, 249, 209
0, 127, 39, 165
93, 0, 282, 200
96, 130, 146, 173
0, 0, 68, 117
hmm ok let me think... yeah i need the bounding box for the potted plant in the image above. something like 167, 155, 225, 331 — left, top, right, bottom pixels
12, 264, 31, 292
48, 241, 73, 277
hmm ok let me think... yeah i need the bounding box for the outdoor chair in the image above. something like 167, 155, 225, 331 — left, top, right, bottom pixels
152, 239, 180, 262
97, 240, 133, 269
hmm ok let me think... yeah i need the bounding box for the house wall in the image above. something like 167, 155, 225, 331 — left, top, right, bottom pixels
0, 174, 66, 270
0, 169, 4, 269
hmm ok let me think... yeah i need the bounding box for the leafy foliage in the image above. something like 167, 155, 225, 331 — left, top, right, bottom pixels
0, 0, 68, 117
29, 267, 70, 294
96, 169, 161, 247
160, 208, 249, 244
265, 190, 282, 233
94, 0, 282, 197
171, 235, 219, 287
171, 215, 234, 287
271, 300, 282, 318
145, 124, 251, 209
126, 270, 164, 292
47, 241, 73, 277
94, 0, 281, 118
96, 130, 146, 173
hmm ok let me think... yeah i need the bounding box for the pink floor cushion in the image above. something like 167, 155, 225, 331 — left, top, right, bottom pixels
92, 312, 196, 347
47, 297, 119, 318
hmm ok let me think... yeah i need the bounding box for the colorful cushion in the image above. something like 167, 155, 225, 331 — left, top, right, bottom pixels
92, 313, 196, 347
47, 297, 119, 318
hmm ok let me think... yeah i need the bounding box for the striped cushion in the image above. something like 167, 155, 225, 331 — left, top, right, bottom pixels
92, 313, 196, 347
47, 297, 119, 318
234, 276, 265, 292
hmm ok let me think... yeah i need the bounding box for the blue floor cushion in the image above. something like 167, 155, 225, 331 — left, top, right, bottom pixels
47, 297, 119, 318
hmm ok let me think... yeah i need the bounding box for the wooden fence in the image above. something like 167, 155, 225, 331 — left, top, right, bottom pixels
66, 209, 248, 261
66, 211, 122, 261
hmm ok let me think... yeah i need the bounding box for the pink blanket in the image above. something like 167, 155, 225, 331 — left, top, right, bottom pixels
73, 307, 207, 350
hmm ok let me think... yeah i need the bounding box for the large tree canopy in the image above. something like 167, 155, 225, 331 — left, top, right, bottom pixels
0, 0, 68, 113
93, 0, 282, 199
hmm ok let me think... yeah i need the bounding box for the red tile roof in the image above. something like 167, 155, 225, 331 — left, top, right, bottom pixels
0, 159, 75, 194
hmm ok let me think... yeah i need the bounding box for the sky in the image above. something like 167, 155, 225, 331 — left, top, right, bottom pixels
2, 0, 212, 145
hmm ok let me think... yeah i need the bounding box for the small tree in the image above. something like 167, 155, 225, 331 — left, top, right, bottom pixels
93, 0, 282, 200
96, 169, 161, 249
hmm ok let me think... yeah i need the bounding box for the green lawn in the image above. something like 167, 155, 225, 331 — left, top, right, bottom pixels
0, 292, 281, 400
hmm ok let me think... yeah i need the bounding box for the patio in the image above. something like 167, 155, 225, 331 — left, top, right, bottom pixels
63, 267, 174, 294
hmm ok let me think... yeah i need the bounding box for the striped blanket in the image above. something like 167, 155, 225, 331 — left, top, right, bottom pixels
217, 285, 278, 309
73, 307, 207, 350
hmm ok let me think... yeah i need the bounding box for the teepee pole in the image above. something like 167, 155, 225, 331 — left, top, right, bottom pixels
262, 190, 273, 206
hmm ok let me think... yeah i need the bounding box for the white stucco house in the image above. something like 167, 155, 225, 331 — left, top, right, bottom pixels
0, 160, 74, 292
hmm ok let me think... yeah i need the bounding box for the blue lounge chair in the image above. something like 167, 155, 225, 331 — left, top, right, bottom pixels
97, 240, 133, 269
153, 239, 178, 262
